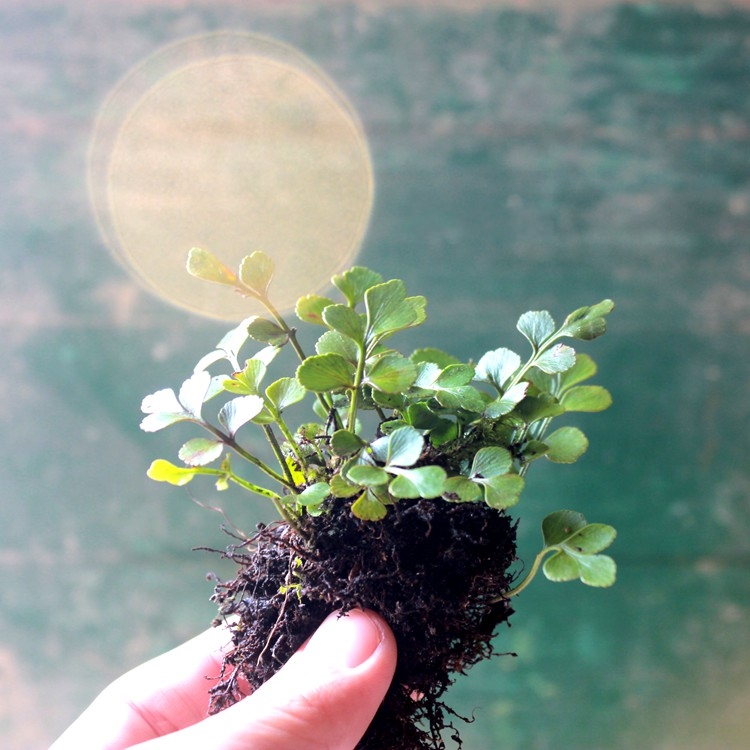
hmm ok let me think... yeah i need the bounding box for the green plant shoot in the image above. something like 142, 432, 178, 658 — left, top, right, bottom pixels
141, 248, 617, 593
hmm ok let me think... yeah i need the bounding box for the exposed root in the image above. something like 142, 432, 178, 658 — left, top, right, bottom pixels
207, 498, 518, 749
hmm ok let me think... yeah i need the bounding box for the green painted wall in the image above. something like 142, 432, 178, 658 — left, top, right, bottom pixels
2, 2, 749, 747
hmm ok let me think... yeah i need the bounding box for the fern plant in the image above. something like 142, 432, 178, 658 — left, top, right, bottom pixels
142, 248, 616, 595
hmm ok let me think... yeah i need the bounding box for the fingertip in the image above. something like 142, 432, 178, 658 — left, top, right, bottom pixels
188, 609, 397, 750
302, 608, 395, 672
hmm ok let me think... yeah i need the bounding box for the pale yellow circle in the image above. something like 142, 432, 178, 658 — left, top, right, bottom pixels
89, 33, 373, 319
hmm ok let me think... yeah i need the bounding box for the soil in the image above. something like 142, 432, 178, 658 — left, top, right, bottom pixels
206, 496, 518, 750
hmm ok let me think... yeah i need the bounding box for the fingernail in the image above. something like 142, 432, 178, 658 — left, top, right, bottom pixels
305, 609, 385, 671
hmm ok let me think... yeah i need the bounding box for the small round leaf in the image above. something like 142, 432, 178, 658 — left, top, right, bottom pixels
545, 426, 589, 464
146, 459, 198, 486
296, 353, 356, 392
178, 438, 224, 466
561, 385, 612, 413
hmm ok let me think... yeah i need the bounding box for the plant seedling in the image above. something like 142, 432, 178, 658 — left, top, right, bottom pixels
142, 248, 616, 749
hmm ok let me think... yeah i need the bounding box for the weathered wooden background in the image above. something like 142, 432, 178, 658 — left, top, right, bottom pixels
2, 1, 749, 747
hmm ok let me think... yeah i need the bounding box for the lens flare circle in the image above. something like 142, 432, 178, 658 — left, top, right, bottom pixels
89, 32, 373, 319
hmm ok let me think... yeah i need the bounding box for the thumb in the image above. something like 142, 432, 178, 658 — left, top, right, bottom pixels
144, 609, 397, 750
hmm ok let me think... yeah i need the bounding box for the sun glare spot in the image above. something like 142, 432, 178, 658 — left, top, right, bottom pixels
89, 32, 373, 319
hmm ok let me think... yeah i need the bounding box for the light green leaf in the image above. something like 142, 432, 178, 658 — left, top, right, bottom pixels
542, 510, 588, 546
239, 251, 274, 297
535, 344, 576, 374
542, 552, 580, 582
544, 550, 617, 587
389, 465, 447, 499
329, 472, 362, 498
435, 385, 487, 413
347, 464, 390, 486
365, 280, 425, 340
147, 459, 198, 486
570, 317, 607, 341
435, 364, 475, 388
224, 358, 267, 396
443, 475, 483, 502
178, 370, 211, 417
480, 473, 525, 509
517, 310, 555, 347
512, 394, 565, 424
475, 348, 521, 390
203, 374, 229, 402
407, 296, 427, 325
186, 247, 237, 286
379, 419, 409, 434
567, 523, 618, 554
250, 408, 275, 425
484, 382, 529, 418
410, 348, 461, 368
519, 440, 550, 463
296, 482, 330, 507
470, 446, 513, 479
365, 279, 407, 335
545, 426, 589, 463
366, 354, 417, 394
541, 510, 617, 587
412, 361, 441, 390
383, 426, 424, 467
559, 300, 614, 341
323, 304, 366, 345
139, 388, 191, 432
246, 317, 288, 346
587, 299, 616, 319
296, 294, 335, 325
194, 317, 253, 372
351, 489, 388, 520
315, 330, 360, 362
528, 368, 555, 393
372, 391, 406, 411
330, 429, 365, 457
296, 353, 356, 392
571, 553, 617, 587
178, 437, 224, 466
219, 395, 265, 436
332, 266, 383, 306
215, 455, 232, 491
558, 352, 598, 389
266, 377, 306, 412
561, 385, 612, 412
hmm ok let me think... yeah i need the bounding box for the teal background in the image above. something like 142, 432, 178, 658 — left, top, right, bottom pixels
2, 1, 750, 747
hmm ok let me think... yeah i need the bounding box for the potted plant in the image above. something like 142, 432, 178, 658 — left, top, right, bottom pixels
141, 247, 617, 749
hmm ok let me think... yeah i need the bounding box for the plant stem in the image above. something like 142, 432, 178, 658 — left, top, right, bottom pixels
347, 345, 367, 432
262, 295, 308, 363
500, 546, 555, 599
223, 471, 283, 501
260, 292, 339, 425
203, 423, 294, 490
192, 455, 300, 529
506, 329, 566, 393
263, 424, 298, 489
188, 464, 296, 526
227, 472, 298, 527
268, 406, 306, 466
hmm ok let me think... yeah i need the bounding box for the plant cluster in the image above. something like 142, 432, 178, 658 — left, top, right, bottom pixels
142, 248, 617, 594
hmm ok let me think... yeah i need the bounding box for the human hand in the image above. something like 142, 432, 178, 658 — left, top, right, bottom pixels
50, 609, 396, 750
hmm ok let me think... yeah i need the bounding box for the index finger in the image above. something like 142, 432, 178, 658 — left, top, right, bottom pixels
50, 626, 234, 750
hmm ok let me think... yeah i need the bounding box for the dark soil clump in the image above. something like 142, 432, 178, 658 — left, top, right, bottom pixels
208, 497, 518, 749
